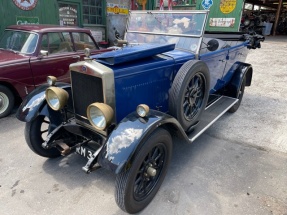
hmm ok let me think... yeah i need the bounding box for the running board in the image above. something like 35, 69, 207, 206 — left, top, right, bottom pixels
188, 96, 238, 142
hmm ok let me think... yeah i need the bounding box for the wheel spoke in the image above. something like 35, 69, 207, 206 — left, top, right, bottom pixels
43, 119, 50, 124
152, 147, 159, 159
135, 176, 142, 186
154, 152, 162, 162
41, 129, 48, 134
135, 179, 145, 194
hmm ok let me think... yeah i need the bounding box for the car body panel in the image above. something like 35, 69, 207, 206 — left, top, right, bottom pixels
16, 82, 71, 122
97, 110, 187, 174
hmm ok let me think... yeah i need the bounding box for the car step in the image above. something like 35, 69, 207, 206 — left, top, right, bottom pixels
188, 96, 238, 142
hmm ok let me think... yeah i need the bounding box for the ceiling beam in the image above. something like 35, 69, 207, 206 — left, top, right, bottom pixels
245, 0, 282, 9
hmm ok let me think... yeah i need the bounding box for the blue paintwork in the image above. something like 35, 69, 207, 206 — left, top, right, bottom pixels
91, 41, 249, 123
107, 48, 196, 122
97, 110, 188, 174
16, 82, 71, 123
91, 43, 175, 65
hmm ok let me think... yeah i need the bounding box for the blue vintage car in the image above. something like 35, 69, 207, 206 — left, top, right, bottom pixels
17, 11, 263, 214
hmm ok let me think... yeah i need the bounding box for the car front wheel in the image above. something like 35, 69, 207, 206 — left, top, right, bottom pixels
25, 115, 61, 158
115, 128, 172, 214
0, 85, 14, 118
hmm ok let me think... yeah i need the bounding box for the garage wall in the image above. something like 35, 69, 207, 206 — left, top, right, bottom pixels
0, 0, 59, 36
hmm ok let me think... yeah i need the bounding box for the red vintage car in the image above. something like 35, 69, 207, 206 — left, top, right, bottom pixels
0, 25, 110, 118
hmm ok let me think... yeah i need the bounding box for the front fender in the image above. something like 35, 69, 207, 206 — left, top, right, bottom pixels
16, 82, 71, 122
98, 110, 188, 174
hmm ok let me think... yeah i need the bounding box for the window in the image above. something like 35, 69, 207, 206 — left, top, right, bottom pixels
72, 32, 97, 51
41, 32, 73, 54
0, 30, 38, 53
244, 3, 253, 10
154, 0, 196, 9
83, 0, 103, 25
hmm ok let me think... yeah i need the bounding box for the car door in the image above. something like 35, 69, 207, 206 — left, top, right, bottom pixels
199, 48, 229, 94
221, 42, 249, 84
29, 32, 80, 86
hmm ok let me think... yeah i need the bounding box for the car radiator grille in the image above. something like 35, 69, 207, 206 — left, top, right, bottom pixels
71, 71, 104, 124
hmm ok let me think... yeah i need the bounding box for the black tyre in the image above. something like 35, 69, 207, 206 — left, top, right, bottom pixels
228, 76, 246, 113
0, 85, 15, 118
25, 115, 61, 158
169, 60, 210, 131
115, 128, 172, 214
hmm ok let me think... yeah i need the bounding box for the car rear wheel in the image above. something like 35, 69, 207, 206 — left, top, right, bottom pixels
169, 60, 210, 131
115, 128, 172, 214
25, 115, 61, 158
228, 76, 246, 113
0, 85, 14, 118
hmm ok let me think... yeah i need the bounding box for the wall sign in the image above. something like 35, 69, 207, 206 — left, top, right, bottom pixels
91, 31, 103, 42
59, 4, 78, 26
209, 18, 235, 27
12, 0, 38, 11
201, 0, 213, 10
16, 16, 39, 25
107, 3, 128, 15
220, 0, 237, 14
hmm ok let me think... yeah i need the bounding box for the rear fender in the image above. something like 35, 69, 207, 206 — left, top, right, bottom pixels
226, 62, 252, 98
16, 83, 71, 123
97, 110, 189, 174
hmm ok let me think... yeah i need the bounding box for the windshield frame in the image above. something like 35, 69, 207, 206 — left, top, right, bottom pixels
124, 10, 209, 55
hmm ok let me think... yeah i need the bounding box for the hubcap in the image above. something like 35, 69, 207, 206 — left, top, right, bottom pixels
133, 144, 166, 201
183, 74, 205, 121
147, 166, 157, 177
0, 92, 9, 114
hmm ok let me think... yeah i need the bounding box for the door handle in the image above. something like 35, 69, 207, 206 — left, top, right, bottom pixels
219, 59, 225, 62
73, 55, 80, 59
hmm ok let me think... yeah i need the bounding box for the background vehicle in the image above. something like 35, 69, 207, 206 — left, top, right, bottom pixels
0, 25, 111, 118
17, 11, 263, 214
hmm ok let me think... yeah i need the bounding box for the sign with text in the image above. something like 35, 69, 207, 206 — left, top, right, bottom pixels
91, 31, 103, 42
209, 18, 235, 27
107, 3, 128, 15
59, 4, 78, 26
16, 16, 39, 25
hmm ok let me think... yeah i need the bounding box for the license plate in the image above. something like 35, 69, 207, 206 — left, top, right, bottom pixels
76, 146, 94, 160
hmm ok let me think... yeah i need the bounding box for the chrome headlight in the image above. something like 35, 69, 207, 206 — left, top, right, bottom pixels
87, 103, 114, 130
136, 104, 149, 117
45, 87, 69, 111
47, 76, 57, 86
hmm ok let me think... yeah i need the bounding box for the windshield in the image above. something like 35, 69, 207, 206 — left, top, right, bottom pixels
125, 11, 208, 53
0, 30, 38, 54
